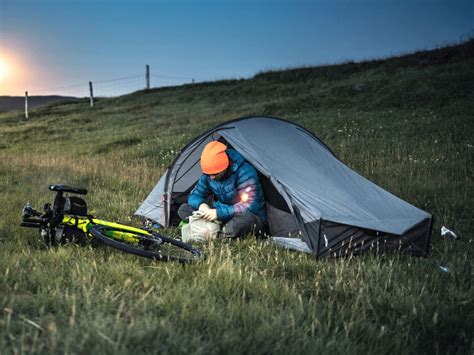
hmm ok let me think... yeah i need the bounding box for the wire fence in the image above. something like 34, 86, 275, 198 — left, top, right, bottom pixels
13, 67, 203, 117
28, 71, 197, 98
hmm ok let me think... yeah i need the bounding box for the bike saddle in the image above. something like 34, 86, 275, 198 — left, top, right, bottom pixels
49, 184, 88, 195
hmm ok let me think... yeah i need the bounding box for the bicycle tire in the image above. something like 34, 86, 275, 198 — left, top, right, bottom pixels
89, 225, 203, 263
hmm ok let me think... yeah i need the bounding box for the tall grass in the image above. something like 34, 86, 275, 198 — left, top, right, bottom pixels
0, 41, 473, 354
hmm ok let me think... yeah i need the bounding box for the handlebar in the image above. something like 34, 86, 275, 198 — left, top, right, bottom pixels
20, 219, 43, 228
21, 184, 88, 231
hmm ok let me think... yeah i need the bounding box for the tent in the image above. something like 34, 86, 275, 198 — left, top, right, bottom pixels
135, 116, 432, 258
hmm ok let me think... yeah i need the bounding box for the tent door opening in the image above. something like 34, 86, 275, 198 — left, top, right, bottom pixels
167, 135, 300, 237
258, 173, 300, 238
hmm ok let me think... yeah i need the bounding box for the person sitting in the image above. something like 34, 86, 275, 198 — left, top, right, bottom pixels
178, 141, 266, 238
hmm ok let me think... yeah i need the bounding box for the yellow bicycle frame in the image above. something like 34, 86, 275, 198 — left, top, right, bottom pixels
62, 215, 151, 244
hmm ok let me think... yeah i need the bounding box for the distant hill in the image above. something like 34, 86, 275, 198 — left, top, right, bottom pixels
0, 95, 80, 113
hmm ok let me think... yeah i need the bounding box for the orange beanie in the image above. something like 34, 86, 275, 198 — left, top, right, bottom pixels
200, 141, 229, 174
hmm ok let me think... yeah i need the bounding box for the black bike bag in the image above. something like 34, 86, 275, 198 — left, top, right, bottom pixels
64, 196, 88, 216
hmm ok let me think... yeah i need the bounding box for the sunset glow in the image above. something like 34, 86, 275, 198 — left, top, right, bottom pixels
0, 59, 7, 81
0, 51, 31, 95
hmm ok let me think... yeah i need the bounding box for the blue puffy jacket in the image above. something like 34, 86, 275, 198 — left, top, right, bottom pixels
188, 149, 266, 222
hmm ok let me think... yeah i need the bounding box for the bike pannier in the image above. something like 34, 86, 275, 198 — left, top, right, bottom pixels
64, 196, 88, 216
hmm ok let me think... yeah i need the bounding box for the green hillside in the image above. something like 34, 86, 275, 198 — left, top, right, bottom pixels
0, 40, 473, 354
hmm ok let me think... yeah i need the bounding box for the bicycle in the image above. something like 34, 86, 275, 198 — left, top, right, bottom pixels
20, 184, 203, 263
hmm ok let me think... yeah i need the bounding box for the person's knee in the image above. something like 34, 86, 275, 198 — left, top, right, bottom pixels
222, 212, 262, 238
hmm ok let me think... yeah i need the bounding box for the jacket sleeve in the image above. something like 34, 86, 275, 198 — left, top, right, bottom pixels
214, 163, 261, 221
187, 175, 211, 210
214, 200, 235, 221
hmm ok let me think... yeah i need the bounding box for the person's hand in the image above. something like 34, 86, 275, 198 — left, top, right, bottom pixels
202, 208, 217, 221
199, 203, 210, 212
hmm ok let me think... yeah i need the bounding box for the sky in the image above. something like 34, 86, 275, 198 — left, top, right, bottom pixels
0, 0, 472, 96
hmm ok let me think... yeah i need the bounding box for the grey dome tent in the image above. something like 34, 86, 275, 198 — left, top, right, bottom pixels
135, 116, 432, 258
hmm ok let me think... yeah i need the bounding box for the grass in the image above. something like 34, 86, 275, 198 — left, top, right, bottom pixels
0, 40, 473, 354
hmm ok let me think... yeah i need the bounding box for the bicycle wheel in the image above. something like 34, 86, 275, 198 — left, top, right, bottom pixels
89, 225, 203, 263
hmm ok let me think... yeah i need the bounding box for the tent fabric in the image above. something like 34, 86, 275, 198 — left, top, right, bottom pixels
218, 118, 429, 234
272, 237, 312, 253
135, 116, 432, 258
135, 169, 167, 226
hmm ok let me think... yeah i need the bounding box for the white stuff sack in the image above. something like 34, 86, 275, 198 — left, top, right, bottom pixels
181, 211, 221, 243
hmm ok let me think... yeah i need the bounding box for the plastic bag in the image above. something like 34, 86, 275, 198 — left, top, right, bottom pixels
181, 211, 221, 243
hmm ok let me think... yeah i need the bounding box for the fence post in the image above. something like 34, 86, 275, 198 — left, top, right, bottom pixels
146, 65, 150, 90
25, 91, 29, 118
89, 81, 94, 107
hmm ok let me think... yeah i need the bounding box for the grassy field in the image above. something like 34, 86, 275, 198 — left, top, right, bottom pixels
0, 40, 473, 354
